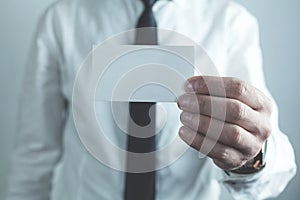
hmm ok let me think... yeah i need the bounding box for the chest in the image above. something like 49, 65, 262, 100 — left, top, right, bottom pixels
59, 1, 229, 100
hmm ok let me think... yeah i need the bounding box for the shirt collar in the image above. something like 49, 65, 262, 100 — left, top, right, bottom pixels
136, 0, 185, 6
165, 0, 185, 6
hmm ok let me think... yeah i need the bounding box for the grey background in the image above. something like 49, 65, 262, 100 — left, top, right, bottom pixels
0, 0, 299, 199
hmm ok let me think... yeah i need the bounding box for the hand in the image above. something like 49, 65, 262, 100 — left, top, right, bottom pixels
177, 76, 273, 171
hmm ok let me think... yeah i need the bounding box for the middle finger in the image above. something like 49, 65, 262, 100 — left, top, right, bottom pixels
178, 94, 261, 133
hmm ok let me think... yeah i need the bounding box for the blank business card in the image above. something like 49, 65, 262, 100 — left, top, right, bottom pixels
95, 45, 195, 102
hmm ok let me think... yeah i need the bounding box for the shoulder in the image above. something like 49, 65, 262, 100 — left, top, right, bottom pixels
226, 1, 257, 24
200, 0, 258, 25
41, 0, 75, 20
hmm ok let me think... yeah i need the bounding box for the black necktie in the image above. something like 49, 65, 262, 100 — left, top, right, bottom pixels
124, 1, 157, 200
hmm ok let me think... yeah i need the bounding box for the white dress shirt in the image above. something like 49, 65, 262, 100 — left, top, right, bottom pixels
6, 0, 297, 200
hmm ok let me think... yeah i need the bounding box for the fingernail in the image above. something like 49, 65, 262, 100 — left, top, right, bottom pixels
177, 95, 189, 109
179, 126, 193, 143
180, 112, 189, 123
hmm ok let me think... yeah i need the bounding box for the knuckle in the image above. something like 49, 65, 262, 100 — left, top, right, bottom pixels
218, 148, 230, 163
200, 117, 210, 133
231, 126, 242, 146
246, 143, 261, 158
229, 102, 245, 121
197, 76, 208, 91
255, 119, 272, 141
214, 152, 246, 171
196, 76, 205, 86
262, 122, 272, 139
191, 114, 200, 130
188, 95, 198, 112
230, 78, 247, 98
191, 135, 202, 150
197, 96, 207, 111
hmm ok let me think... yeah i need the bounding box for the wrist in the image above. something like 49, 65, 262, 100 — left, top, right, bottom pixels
226, 141, 267, 175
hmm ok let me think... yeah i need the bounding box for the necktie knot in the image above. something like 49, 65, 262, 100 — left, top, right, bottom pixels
142, 0, 157, 8
135, 0, 158, 44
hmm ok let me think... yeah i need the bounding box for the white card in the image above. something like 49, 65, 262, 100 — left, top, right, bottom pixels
95, 45, 194, 102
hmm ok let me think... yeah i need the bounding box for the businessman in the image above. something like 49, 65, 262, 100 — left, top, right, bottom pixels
7, 0, 296, 200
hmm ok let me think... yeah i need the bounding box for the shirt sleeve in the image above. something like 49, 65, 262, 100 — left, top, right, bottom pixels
6, 6, 66, 200
220, 2, 297, 200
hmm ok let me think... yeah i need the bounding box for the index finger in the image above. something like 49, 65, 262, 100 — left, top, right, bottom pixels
184, 76, 271, 111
